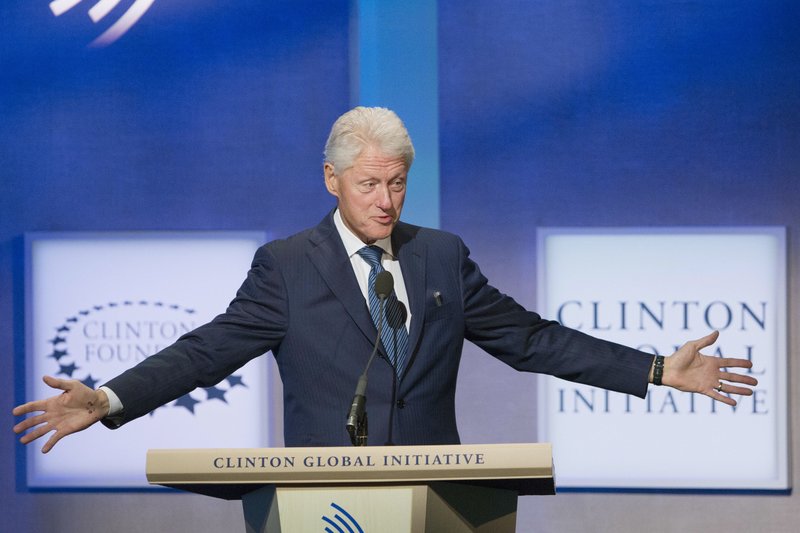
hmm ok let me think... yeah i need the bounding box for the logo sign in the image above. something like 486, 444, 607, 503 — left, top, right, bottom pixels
322, 503, 364, 533
537, 227, 787, 490
24, 232, 272, 488
49, 0, 156, 47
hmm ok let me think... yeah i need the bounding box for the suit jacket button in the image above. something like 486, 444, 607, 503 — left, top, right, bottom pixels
396, 399, 406, 409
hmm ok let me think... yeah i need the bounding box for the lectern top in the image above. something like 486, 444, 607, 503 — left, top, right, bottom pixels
146, 442, 555, 499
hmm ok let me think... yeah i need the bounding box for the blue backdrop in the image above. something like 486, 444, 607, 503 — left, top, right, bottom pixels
2, 1, 798, 531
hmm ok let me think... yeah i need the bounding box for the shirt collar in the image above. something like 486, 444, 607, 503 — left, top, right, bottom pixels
333, 209, 395, 259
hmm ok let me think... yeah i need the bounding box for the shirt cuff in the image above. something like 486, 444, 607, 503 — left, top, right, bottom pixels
99, 385, 123, 416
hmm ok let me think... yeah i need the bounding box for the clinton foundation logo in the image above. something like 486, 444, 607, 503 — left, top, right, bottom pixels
45, 300, 248, 415
49, 0, 156, 47
25, 232, 268, 489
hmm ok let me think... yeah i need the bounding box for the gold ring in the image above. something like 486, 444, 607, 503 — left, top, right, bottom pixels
716, 381, 724, 393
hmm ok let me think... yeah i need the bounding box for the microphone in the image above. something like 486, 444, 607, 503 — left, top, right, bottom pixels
375, 270, 393, 299
346, 270, 394, 446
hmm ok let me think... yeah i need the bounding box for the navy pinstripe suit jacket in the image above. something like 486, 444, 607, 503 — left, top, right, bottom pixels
104, 210, 652, 446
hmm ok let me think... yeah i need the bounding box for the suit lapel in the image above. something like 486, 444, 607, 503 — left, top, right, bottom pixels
393, 223, 427, 371
307, 212, 380, 349
307, 214, 429, 367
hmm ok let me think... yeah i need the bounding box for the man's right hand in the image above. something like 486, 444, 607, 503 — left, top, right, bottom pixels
12, 375, 109, 453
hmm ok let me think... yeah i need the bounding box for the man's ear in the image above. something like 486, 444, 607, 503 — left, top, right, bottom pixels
323, 162, 338, 197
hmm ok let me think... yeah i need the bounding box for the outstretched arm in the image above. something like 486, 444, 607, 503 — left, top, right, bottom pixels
12, 375, 109, 453
654, 331, 758, 406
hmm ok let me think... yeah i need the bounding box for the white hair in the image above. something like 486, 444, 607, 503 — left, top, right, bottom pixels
323, 107, 415, 172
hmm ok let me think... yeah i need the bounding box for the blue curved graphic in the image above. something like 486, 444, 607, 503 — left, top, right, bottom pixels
321, 515, 344, 533
321, 502, 364, 533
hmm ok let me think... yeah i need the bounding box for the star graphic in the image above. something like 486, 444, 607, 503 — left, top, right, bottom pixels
226, 375, 247, 389
49, 349, 68, 361
57, 325, 70, 333
58, 362, 79, 377
185, 309, 195, 314
204, 386, 228, 403
49, 336, 66, 345
66, 317, 78, 323
81, 375, 99, 389
174, 394, 200, 414
79, 310, 89, 316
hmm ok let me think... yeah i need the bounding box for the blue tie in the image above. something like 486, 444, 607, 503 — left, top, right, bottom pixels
357, 246, 410, 377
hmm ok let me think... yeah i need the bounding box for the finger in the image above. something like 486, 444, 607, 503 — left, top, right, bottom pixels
707, 390, 737, 406
18, 423, 54, 445
694, 330, 720, 349
41, 431, 65, 454
720, 371, 758, 386
716, 357, 754, 370
13, 413, 48, 434
42, 375, 71, 391
12, 399, 48, 417
718, 383, 754, 396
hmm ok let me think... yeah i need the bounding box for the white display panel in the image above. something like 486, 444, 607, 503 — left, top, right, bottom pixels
25, 232, 273, 488
537, 227, 787, 490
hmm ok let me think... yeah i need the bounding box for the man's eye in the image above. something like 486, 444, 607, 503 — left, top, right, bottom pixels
390, 181, 405, 191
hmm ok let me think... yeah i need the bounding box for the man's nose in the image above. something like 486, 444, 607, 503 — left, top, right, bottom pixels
375, 185, 392, 208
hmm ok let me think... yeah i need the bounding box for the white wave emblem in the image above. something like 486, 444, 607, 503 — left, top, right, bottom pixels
49, 0, 156, 47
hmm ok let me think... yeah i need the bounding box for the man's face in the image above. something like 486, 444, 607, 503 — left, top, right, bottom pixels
324, 146, 408, 244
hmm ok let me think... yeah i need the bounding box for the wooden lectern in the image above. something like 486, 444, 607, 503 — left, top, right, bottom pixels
146, 443, 554, 532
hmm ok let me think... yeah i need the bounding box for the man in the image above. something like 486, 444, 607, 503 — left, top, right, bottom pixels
13, 107, 757, 451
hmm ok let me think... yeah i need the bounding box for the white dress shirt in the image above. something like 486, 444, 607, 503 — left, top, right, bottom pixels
333, 209, 412, 332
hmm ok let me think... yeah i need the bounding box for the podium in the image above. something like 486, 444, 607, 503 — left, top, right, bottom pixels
146, 443, 555, 532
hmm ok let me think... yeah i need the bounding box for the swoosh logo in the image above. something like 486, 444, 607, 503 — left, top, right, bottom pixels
49, 0, 156, 47
321, 502, 364, 533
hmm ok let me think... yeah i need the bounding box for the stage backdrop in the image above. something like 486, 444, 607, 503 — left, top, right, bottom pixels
439, 1, 798, 529
1, 1, 351, 531
2, 1, 800, 532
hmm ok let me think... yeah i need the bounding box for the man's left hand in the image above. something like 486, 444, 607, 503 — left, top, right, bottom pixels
659, 331, 758, 406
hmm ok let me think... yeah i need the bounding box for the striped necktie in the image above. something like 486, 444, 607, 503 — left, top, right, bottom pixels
356, 245, 409, 377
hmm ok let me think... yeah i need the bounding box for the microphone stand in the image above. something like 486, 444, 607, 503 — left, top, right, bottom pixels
384, 301, 407, 446
346, 293, 387, 446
